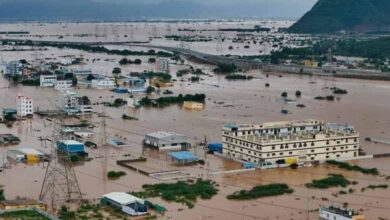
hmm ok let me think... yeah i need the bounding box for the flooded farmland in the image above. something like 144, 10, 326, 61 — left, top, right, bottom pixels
0, 21, 390, 219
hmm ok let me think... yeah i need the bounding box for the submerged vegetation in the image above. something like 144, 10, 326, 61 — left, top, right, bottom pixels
225, 74, 253, 80
213, 63, 238, 74
107, 171, 126, 179
140, 93, 206, 107
367, 184, 388, 190
1, 40, 173, 57
131, 179, 218, 209
121, 114, 138, 120
0, 210, 51, 220
305, 174, 351, 189
0, 187, 4, 201
226, 183, 293, 200
326, 160, 379, 175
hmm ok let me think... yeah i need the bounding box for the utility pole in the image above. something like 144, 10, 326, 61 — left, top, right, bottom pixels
39, 111, 82, 212
99, 106, 108, 194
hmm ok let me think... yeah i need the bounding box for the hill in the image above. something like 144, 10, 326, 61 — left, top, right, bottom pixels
289, 0, 390, 34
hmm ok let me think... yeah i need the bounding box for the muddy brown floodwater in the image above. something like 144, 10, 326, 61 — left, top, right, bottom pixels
1, 23, 390, 219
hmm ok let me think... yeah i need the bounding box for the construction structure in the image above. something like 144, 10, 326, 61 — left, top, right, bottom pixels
39, 111, 82, 211
222, 120, 361, 168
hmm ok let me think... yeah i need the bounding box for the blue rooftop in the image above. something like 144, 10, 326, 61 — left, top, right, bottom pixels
168, 151, 198, 161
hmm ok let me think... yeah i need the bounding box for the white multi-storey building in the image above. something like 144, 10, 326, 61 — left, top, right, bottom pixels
222, 120, 360, 167
40, 75, 57, 87
72, 68, 93, 80
59, 90, 93, 115
6, 61, 23, 76
319, 206, 365, 220
60, 90, 79, 109
91, 79, 115, 89
54, 80, 73, 91
156, 59, 170, 73
16, 94, 33, 117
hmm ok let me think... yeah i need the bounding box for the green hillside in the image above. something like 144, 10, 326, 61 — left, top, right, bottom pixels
289, 0, 390, 33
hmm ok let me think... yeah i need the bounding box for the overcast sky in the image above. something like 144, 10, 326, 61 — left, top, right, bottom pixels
0, 0, 319, 20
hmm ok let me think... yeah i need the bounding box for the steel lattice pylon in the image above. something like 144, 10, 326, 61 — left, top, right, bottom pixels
39, 114, 82, 211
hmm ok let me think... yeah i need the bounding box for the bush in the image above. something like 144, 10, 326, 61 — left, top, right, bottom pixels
213, 63, 238, 74
122, 114, 138, 120
140, 93, 206, 107
295, 90, 302, 97
131, 179, 218, 209
331, 87, 348, 95
367, 184, 388, 190
227, 183, 293, 200
112, 67, 121, 75
326, 160, 379, 175
134, 59, 142, 64
107, 171, 126, 179
225, 74, 253, 80
146, 86, 156, 95
281, 92, 288, 97
0, 188, 4, 201
305, 174, 350, 189
119, 58, 129, 65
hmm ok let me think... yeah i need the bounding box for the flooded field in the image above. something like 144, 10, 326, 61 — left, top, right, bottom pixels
1, 21, 390, 219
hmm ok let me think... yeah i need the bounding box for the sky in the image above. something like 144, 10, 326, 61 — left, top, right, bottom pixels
0, 0, 319, 20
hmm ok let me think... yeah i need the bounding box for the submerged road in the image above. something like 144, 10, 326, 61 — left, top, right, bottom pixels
1, 38, 263, 70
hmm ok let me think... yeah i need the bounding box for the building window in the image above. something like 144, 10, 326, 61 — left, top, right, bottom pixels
272, 146, 275, 150
289, 152, 293, 155
279, 152, 283, 156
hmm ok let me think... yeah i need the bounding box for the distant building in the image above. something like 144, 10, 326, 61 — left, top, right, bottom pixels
60, 90, 79, 110
54, 80, 73, 91
40, 75, 57, 87
91, 78, 116, 89
156, 59, 170, 73
117, 77, 145, 87
150, 78, 174, 87
16, 94, 33, 117
303, 60, 319, 67
319, 206, 365, 220
101, 192, 148, 216
183, 101, 203, 110
222, 120, 360, 168
144, 131, 190, 150
56, 140, 86, 156
59, 90, 93, 115
6, 61, 23, 76
72, 68, 93, 80
127, 97, 140, 108
0, 200, 47, 211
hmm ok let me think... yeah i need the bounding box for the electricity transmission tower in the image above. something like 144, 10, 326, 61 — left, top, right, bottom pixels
216, 25, 224, 54
39, 112, 82, 212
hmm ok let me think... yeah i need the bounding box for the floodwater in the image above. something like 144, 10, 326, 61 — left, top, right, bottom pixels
0, 20, 308, 56
1, 22, 390, 219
